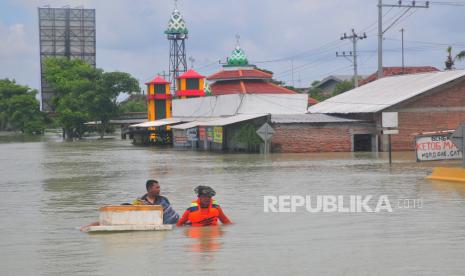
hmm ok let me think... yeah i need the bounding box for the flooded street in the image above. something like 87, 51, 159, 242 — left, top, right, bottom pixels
2, 135, 465, 275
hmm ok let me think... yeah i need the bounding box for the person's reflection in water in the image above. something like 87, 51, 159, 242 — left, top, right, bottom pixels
184, 226, 225, 252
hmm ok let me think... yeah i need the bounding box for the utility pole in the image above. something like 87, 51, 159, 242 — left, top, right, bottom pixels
377, 1, 429, 79
400, 28, 405, 74
291, 59, 295, 87
337, 29, 367, 88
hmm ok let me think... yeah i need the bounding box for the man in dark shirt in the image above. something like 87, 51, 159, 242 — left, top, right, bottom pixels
132, 179, 179, 224
80, 180, 179, 231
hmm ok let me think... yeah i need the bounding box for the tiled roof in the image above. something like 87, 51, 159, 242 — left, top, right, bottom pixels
177, 69, 205, 79
359, 66, 439, 85
210, 80, 296, 95
207, 69, 272, 81
145, 76, 169, 85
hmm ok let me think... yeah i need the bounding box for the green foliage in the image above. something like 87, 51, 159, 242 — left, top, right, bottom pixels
232, 123, 263, 147
308, 86, 329, 102
445, 46, 465, 70
0, 79, 45, 134
119, 94, 147, 113
332, 80, 354, 96
43, 57, 140, 139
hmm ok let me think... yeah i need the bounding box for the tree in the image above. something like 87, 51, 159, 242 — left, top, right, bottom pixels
332, 80, 354, 96
91, 72, 140, 138
445, 46, 465, 70
232, 123, 263, 152
0, 79, 45, 134
43, 57, 140, 140
119, 94, 147, 113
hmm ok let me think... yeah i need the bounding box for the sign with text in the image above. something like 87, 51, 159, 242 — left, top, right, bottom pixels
206, 127, 214, 142
415, 135, 462, 161
213, 127, 223, 143
199, 127, 206, 140
186, 128, 198, 141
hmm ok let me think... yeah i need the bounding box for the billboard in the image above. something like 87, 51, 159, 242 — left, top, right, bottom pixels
38, 7, 96, 111
415, 134, 462, 161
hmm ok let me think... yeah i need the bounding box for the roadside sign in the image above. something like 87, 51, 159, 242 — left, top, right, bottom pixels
382, 129, 399, 135
415, 134, 462, 162
256, 123, 274, 141
382, 112, 398, 128
450, 124, 465, 150
450, 124, 465, 167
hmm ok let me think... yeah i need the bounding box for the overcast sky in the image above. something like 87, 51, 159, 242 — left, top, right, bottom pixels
1, 0, 465, 92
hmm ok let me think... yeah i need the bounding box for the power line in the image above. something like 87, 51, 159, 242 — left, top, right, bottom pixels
337, 29, 367, 88
377, 0, 430, 79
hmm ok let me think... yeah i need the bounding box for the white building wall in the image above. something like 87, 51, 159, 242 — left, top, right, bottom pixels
172, 94, 308, 117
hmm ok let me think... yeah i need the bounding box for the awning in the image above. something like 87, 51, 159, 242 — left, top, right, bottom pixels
200, 114, 268, 127
171, 114, 268, 129
129, 118, 185, 128
171, 118, 220, 130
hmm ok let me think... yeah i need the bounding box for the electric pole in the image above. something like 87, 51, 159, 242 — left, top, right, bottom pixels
337, 29, 367, 88
377, 1, 429, 79
400, 28, 405, 74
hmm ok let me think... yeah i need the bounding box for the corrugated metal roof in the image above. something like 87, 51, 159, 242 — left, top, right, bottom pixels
308, 70, 465, 114
129, 118, 185, 128
271, 114, 360, 124
200, 114, 268, 126
170, 118, 220, 130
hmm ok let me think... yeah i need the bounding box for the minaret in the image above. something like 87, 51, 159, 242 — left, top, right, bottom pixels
165, 0, 188, 93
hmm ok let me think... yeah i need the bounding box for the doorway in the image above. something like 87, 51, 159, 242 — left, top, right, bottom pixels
353, 134, 373, 152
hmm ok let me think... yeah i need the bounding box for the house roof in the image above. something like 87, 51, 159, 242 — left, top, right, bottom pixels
210, 80, 297, 95
207, 69, 272, 81
308, 97, 319, 105
145, 76, 169, 85
271, 113, 360, 124
314, 75, 354, 88
308, 69, 465, 114
359, 66, 439, 85
171, 114, 268, 129
199, 114, 268, 126
177, 69, 205, 79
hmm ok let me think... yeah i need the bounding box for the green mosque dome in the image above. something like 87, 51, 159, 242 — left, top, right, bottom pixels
165, 9, 188, 35
227, 46, 249, 66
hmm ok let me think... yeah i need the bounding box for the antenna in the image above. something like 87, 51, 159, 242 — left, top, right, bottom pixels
189, 56, 195, 68
235, 34, 241, 47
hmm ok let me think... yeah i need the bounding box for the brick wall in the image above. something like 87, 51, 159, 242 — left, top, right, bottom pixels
382, 80, 465, 151
271, 123, 375, 153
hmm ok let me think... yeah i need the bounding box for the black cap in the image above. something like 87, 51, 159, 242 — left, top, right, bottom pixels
194, 186, 216, 197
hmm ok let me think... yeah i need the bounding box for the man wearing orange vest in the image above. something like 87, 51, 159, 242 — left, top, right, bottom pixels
176, 186, 232, 227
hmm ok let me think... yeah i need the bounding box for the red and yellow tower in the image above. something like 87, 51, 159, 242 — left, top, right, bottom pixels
175, 69, 205, 99
145, 76, 172, 121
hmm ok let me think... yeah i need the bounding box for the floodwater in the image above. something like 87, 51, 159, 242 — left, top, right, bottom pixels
1, 134, 465, 276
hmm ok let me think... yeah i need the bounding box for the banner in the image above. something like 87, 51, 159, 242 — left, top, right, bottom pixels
199, 127, 206, 140
186, 128, 198, 141
213, 126, 223, 143
415, 135, 462, 161
206, 127, 214, 142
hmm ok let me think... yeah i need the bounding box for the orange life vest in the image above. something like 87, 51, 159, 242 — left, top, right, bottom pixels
186, 199, 220, 227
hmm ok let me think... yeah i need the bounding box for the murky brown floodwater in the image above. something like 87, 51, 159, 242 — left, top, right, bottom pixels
1, 133, 465, 275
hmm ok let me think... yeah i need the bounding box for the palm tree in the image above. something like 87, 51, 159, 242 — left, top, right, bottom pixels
445, 46, 465, 70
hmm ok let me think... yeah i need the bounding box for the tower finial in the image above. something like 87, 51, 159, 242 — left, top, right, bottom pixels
189, 56, 195, 68
235, 34, 241, 48
174, 0, 178, 9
